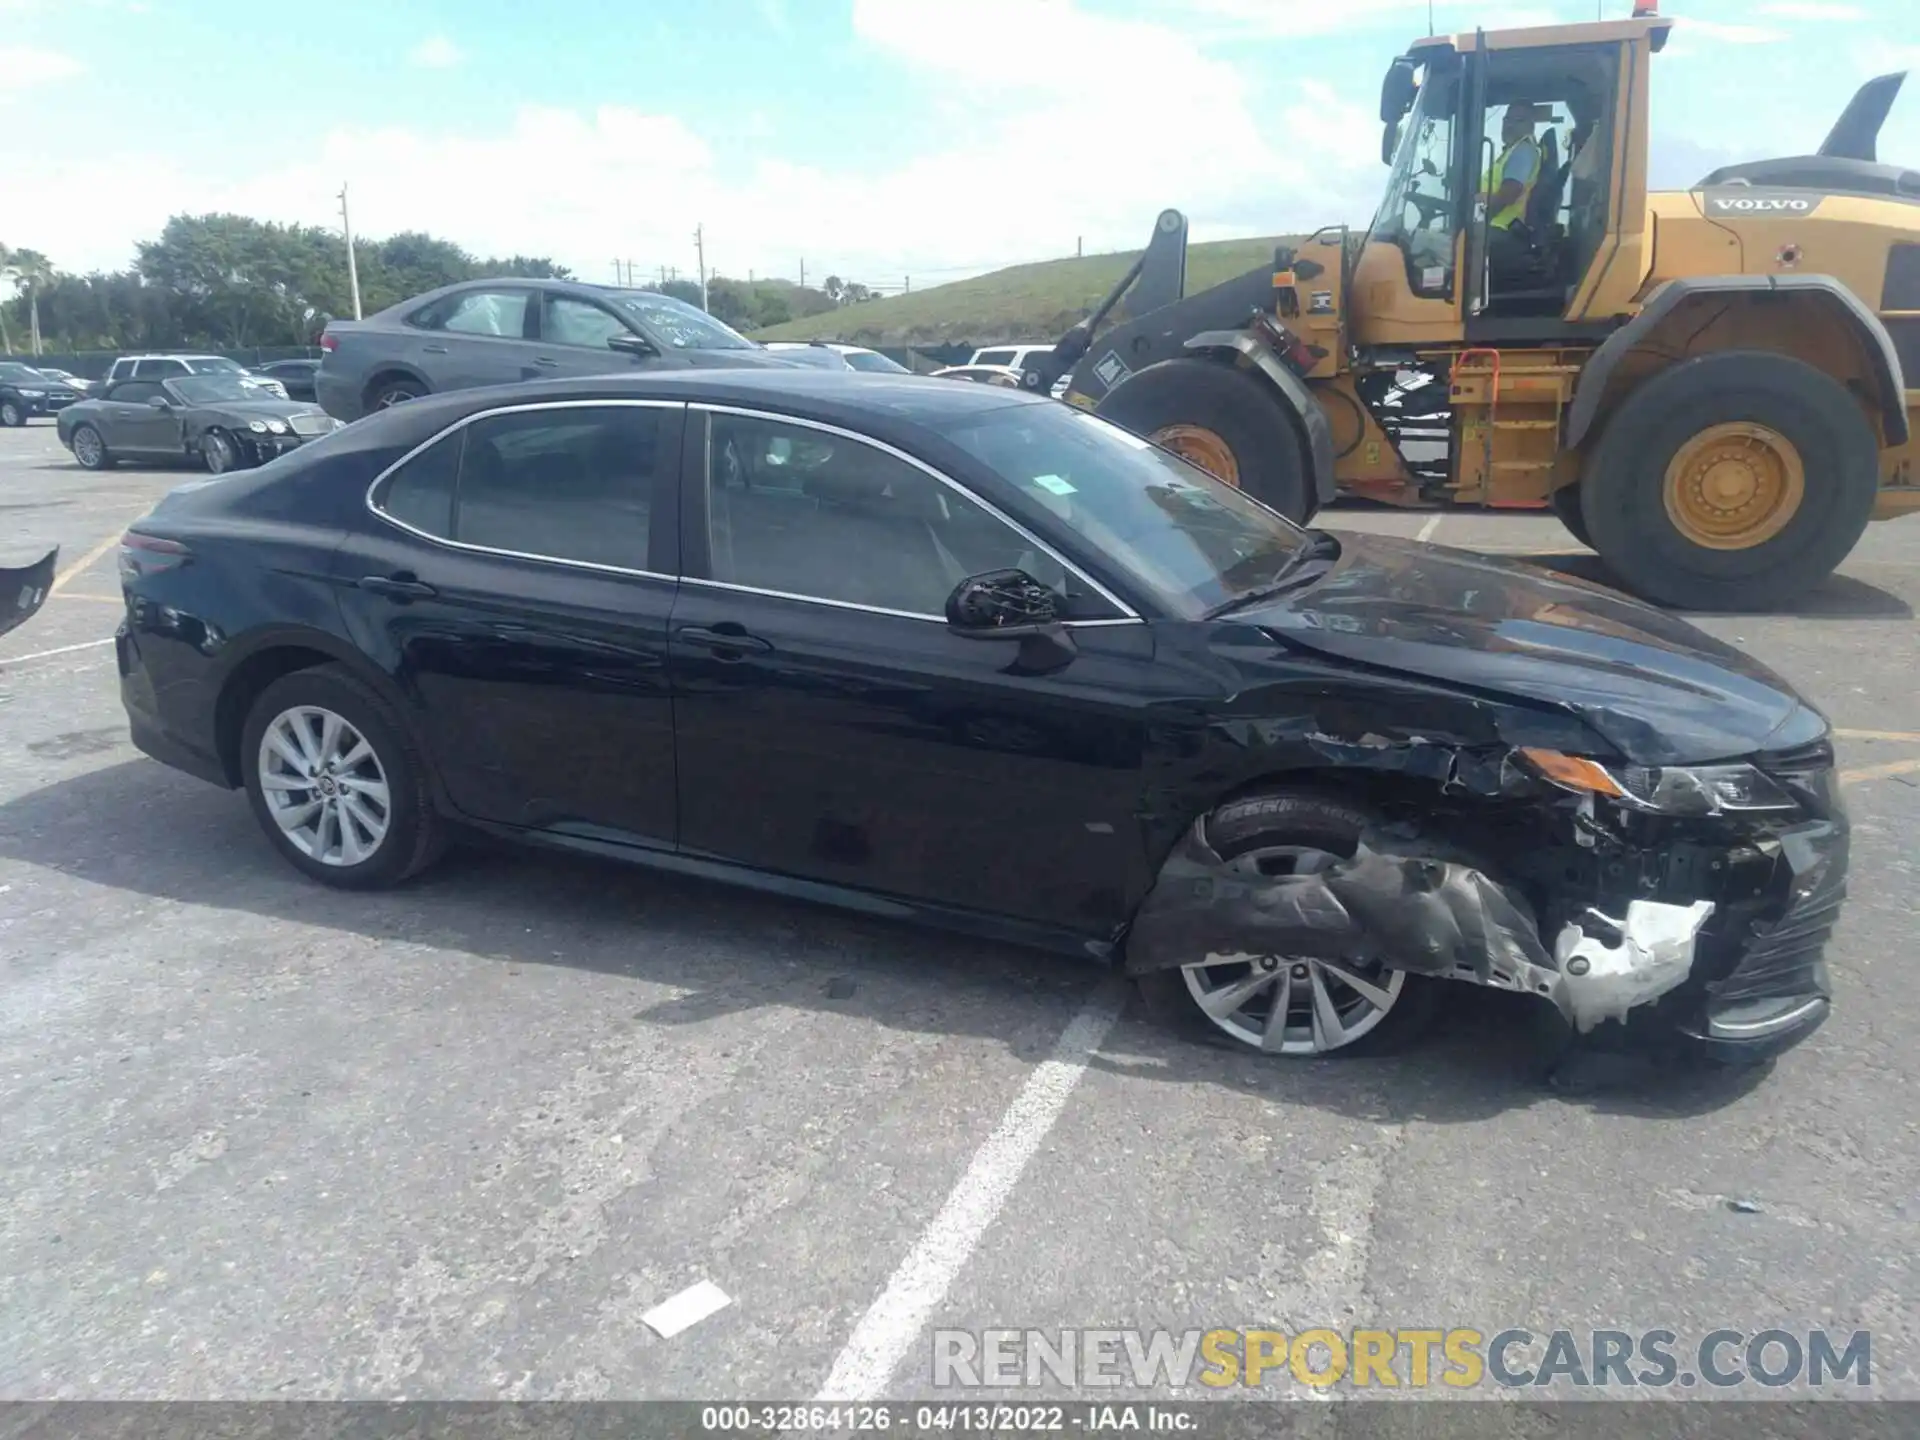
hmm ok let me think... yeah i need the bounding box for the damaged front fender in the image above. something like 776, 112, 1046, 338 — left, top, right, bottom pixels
1126, 816, 1716, 1034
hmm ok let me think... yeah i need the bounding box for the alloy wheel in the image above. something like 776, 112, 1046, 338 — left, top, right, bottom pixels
72, 426, 104, 467
256, 705, 392, 866
204, 432, 235, 475
1177, 843, 1405, 1055
0, 401, 21, 428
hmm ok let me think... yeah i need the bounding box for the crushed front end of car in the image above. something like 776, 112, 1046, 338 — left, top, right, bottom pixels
1127, 734, 1846, 1064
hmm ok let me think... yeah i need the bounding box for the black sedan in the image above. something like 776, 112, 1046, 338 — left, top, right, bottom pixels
111, 370, 1846, 1067
0, 361, 84, 426
57, 374, 342, 473
253, 358, 322, 401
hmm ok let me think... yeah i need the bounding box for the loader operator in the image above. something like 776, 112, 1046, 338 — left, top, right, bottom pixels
1480, 100, 1545, 290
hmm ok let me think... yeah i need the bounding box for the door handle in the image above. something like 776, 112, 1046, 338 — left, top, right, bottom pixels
533, 357, 560, 368
422, 344, 449, 354
676, 624, 772, 657
358, 573, 438, 600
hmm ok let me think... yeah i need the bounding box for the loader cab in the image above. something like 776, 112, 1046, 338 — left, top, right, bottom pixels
1359, 20, 1658, 345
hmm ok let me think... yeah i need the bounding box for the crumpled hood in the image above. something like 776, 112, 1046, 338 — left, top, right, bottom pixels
1235, 532, 1824, 765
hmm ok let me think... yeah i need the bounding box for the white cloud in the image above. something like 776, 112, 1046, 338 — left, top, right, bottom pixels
1676, 18, 1790, 44
1756, 2, 1867, 18
408, 34, 463, 69
0, 45, 84, 96
9, 0, 1388, 292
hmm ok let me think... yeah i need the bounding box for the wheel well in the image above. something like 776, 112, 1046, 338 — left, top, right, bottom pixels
214, 646, 334, 784
1574, 292, 1892, 455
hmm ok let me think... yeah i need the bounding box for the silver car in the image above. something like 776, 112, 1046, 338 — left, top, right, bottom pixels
315, 278, 799, 422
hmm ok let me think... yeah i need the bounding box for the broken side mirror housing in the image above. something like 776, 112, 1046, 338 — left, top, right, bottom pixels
1380, 56, 1416, 123
945, 569, 1077, 671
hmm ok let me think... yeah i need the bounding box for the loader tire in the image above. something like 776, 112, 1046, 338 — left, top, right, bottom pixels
1580, 352, 1878, 611
1096, 358, 1314, 522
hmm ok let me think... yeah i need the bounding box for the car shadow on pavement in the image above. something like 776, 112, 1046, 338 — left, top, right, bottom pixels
1502, 551, 1914, 621
0, 758, 1772, 1124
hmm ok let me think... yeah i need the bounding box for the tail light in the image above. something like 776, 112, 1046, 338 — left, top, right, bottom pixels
319, 333, 338, 353
119, 531, 191, 582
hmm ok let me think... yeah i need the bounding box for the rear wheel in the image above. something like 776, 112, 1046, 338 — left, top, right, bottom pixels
368, 376, 427, 409
70, 423, 113, 470
1134, 793, 1441, 1057
240, 664, 445, 889
1096, 358, 1314, 522
1580, 352, 1879, 610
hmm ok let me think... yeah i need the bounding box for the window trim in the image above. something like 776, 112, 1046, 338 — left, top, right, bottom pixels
686, 402, 1142, 627
364, 398, 685, 580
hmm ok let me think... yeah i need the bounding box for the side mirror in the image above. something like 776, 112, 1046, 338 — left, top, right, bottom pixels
946, 569, 1060, 635
1379, 57, 1416, 123
607, 332, 658, 359
945, 569, 1077, 672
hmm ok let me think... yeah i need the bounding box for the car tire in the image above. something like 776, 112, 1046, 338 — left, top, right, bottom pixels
1133, 792, 1441, 1058
1579, 351, 1879, 611
1548, 484, 1591, 548
0, 398, 25, 428
367, 376, 427, 410
240, 664, 446, 890
202, 429, 241, 475
1095, 358, 1314, 522
69, 423, 114, 470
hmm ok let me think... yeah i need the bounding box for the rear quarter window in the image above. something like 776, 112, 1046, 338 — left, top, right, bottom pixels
373, 433, 461, 538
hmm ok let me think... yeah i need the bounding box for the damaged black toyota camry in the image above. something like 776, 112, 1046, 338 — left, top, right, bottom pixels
112, 371, 1844, 1067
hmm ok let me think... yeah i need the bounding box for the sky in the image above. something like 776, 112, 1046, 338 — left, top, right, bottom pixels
2, 0, 1916, 294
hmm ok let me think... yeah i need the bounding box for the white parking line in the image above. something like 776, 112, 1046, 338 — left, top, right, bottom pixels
815, 978, 1129, 1401
1415, 514, 1444, 543
0, 636, 114, 667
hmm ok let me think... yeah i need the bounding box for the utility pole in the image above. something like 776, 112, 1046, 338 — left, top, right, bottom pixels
799, 257, 806, 288
338, 183, 363, 320
694, 224, 709, 312
1076, 236, 1083, 257
904, 275, 910, 293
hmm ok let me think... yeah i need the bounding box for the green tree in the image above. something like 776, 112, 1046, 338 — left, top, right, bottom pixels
2, 246, 57, 354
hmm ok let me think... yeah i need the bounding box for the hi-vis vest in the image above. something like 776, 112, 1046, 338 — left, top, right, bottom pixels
1486, 138, 1539, 230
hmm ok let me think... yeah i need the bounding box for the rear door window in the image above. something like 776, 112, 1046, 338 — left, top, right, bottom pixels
413, 289, 532, 338
134, 359, 188, 378
974, 349, 1016, 366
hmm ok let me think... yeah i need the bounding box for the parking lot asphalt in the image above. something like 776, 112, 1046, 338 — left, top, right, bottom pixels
3, 420, 1917, 1404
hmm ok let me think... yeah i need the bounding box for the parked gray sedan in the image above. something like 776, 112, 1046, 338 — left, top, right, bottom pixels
56, 374, 341, 473
315, 277, 799, 422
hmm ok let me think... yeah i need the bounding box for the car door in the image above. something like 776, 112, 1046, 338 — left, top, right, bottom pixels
94, 380, 178, 454
333, 398, 685, 843
414, 286, 545, 391
668, 406, 1161, 936
533, 293, 661, 379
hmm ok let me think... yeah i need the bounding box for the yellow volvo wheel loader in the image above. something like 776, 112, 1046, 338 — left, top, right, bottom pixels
1033, 7, 1920, 610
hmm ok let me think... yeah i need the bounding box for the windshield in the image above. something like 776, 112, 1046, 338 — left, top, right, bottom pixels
608, 292, 755, 351
846, 350, 909, 374
1367, 57, 1460, 298
172, 375, 273, 404
0, 363, 45, 383
185, 357, 248, 374
934, 403, 1310, 618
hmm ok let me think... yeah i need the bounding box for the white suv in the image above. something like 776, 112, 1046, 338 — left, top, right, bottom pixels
106, 354, 288, 399
967, 344, 1055, 372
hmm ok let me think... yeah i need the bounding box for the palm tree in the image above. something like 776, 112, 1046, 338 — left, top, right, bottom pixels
5, 249, 55, 355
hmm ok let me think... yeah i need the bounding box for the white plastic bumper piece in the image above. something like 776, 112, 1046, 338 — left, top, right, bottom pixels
1553, 899, 1717, 1033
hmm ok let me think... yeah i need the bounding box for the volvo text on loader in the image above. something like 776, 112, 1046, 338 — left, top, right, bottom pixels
1033, 7, 1919, 611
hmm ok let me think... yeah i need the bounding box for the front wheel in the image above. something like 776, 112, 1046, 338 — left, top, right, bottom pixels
1096, 358, 1314, 522
0, 398, 25, 428
240, 664, 446, 889
202, 429, 241, 475
1134, 793, 1440, 1057
1579, 352, 1879, 610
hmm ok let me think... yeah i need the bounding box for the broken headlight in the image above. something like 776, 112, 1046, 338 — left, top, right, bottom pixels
1521, 749, 1798, 816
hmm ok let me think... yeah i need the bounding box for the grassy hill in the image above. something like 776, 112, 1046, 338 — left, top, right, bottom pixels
752, 235, 1293, 348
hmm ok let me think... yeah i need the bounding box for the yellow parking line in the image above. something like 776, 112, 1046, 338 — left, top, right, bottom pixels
1840, 757, 1920, 787
51, 529, 127, 594
51, 591, 122, 604
1833, 728, 1920, 743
